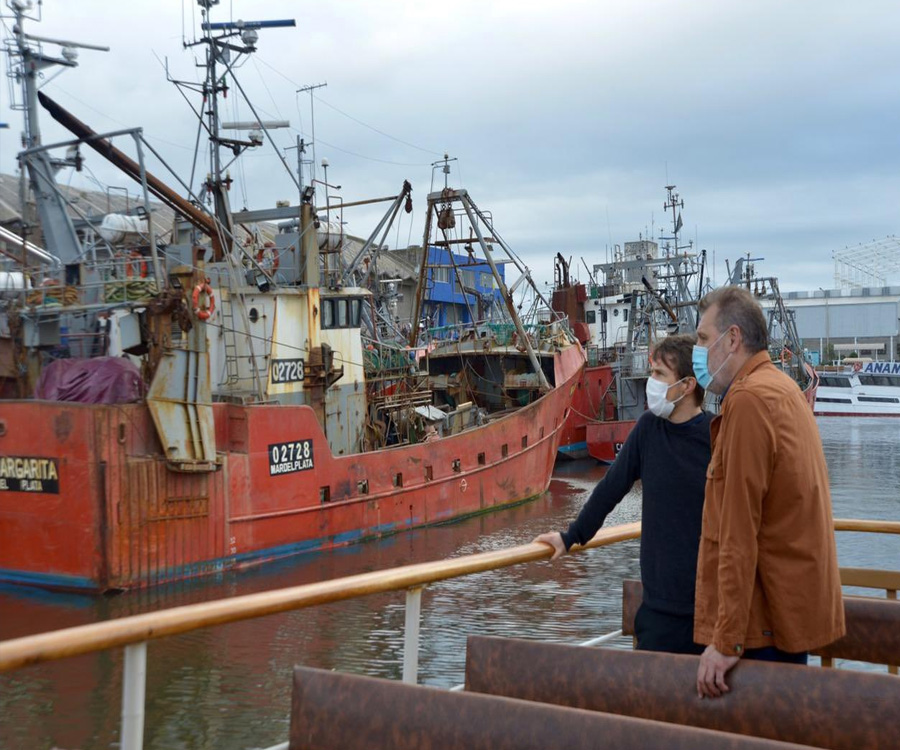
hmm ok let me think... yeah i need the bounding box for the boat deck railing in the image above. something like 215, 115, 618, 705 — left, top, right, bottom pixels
0, 519, 897, 750
427, 317, 571, 346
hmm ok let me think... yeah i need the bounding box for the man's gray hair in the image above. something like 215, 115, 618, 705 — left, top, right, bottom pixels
698, 286, 768, 353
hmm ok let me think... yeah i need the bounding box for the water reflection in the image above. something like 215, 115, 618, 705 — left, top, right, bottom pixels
1, 417, 898, 750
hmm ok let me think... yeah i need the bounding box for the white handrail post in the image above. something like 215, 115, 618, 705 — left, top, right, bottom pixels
121, 641, 148, 750
402, 585, 424, 684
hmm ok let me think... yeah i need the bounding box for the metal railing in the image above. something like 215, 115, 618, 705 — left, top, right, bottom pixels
0, 518, 897, 750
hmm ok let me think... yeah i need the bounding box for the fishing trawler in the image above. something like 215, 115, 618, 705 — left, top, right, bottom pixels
553, 187, 708, 462
0, 2, 583, 592
553, 189, 818, 463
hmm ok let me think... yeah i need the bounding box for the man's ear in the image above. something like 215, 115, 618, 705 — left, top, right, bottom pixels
683, 376, 701, 403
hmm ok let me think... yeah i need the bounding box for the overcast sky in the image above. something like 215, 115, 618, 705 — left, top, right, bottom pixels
2, 0, 898, 292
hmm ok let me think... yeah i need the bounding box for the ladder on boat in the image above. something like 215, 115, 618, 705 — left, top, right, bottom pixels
218, 287, 241, 386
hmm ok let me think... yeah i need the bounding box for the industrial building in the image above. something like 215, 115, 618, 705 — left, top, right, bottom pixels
756, 238, 900, 365
762, 287, 900, 365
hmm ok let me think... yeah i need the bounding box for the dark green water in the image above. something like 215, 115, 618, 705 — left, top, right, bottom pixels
0, 417, 897, 749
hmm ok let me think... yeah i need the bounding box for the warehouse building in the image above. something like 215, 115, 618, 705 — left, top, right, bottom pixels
761, 286, 900, 365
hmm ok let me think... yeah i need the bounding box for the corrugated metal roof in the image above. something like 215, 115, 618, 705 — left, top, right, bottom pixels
338, 239, 419, 281
1, 172, 421, 280
0, 172, 175, 237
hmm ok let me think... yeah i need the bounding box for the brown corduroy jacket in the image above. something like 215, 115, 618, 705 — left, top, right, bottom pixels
694, 351, 845, 656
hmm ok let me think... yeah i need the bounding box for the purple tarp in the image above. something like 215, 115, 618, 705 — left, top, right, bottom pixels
35, 357, 146, 404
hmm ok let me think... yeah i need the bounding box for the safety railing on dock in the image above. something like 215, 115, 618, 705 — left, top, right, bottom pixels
0, 519, 898, 750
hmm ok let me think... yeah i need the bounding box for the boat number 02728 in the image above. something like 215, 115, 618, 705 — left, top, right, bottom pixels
270, 358, 305, 384
268, 439, 315, 476
273, 441, 310, 463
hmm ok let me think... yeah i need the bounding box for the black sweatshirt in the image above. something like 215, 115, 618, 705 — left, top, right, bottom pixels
561, 410, 713, 616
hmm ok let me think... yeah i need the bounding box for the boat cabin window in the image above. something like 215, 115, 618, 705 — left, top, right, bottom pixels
859, 374, 900, 387
819, 376, 851, 388
585, 310, 596, 324
858, 396, 900, 403
321, 297, 363, 330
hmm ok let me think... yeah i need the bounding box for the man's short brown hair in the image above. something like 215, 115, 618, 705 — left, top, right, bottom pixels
698, 286, 768, 354
651, 333, 704, 405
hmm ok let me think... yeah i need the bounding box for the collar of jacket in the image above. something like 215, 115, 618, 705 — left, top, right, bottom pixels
719, 350, 771, 404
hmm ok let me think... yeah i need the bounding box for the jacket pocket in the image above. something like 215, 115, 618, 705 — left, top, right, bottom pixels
701, 454, 724, 541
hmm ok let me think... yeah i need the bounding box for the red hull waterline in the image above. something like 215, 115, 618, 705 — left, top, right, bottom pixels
0, 347, 583, 592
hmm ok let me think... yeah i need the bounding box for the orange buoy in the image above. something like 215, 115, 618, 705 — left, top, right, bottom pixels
192, 280, 216, 321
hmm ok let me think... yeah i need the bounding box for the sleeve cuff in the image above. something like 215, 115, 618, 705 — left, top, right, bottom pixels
714, 635, 744, 657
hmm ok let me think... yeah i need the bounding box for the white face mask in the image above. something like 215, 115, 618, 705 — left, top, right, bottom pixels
645, 376, 688, 419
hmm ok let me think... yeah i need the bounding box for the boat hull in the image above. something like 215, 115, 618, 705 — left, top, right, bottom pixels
556, 364, 615, 460
585, 419, 637, 463
0, 347, 583, 592
814, 366, 900, 417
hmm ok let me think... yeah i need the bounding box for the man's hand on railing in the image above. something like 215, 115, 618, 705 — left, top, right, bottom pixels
534, 532, 566, 561
696, 644, 740, 699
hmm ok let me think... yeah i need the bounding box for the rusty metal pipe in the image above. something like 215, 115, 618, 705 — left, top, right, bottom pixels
37, 92, 222, 255
465, 636, 900, 750
641, 276, 678, 323
290, 667, 803, 750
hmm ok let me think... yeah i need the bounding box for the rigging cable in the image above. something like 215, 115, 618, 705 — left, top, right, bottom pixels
254, 53, 441, 158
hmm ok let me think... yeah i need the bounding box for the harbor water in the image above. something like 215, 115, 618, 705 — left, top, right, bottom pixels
0, 417, 898, 750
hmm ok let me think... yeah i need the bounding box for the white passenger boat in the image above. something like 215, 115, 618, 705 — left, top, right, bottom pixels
815, 361, 900, 416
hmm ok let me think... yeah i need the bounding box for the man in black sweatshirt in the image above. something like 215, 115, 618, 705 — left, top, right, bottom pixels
535, 334, 712, 654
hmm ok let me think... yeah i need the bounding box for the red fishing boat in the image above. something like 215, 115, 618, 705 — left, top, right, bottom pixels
0, 6, 583, 592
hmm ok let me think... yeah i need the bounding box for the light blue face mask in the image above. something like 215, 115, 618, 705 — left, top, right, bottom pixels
692, 329, 732, 390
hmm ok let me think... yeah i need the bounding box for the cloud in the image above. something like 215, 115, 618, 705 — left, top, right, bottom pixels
2, 0, 898, 294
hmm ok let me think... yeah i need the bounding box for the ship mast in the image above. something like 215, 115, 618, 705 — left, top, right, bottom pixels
181, 0, 296, 259
6, 0, 108, 264
657, 185, 699, 333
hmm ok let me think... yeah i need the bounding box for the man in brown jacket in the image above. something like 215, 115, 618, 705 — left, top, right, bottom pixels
692, 286, 845, 699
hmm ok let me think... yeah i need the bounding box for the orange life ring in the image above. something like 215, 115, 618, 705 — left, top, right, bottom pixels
256, 241, 280, 272
852, 361, 863, 372
192, 280, 216, 321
